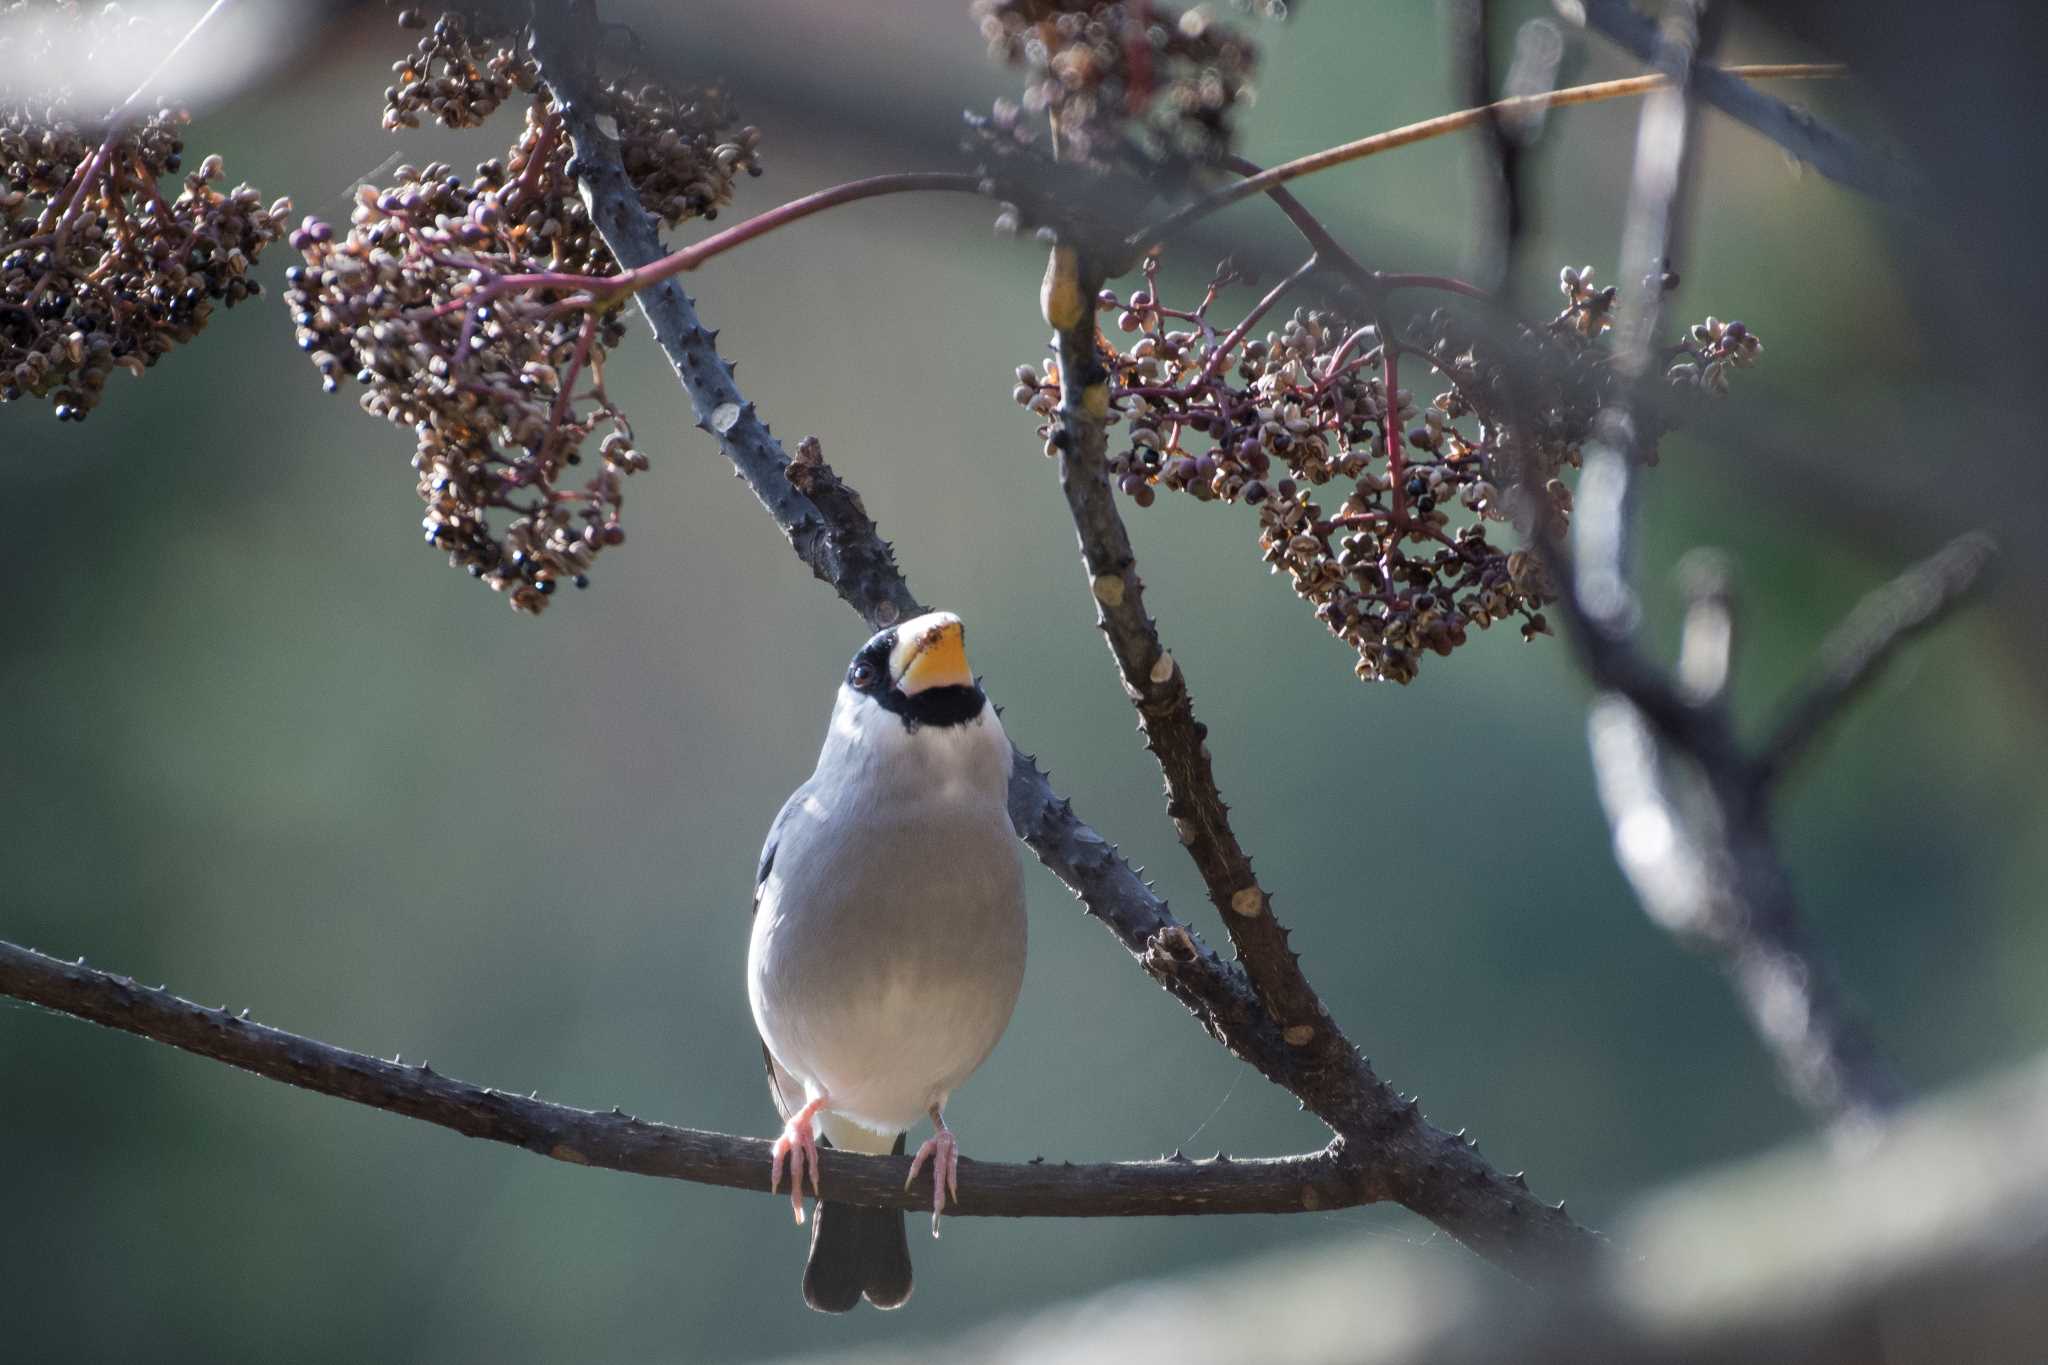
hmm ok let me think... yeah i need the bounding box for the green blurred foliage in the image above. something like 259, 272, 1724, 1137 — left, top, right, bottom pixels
2, 3, 2041, 1362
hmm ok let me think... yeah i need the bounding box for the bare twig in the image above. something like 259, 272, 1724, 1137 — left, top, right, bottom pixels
1045, 244, 1325, 1055
1754, 531, 1996, 791
1574, 0, 1900, 199
1449, 0, 1525, 292
1138, 64, 1846, 250
1674, 549, 1737, 706
434, 172, 990, 313
0, 940, 1352, 1218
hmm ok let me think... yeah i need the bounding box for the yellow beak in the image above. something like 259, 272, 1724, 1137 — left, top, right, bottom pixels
892, 613, 973, 695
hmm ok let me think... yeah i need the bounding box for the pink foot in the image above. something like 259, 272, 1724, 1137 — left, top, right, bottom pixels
770, 1094, 829, 1225
904, 1117, 961, 1238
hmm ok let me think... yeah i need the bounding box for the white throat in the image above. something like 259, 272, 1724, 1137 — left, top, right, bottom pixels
819, 686, 1013, 807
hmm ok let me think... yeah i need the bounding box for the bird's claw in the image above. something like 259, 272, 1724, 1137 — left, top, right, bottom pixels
904, 1127, 961, 1238
770, 1103, 826, 1225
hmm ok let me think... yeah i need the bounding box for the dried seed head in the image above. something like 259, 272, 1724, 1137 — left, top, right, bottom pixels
0, 5, 289, 421
1014, 260, 1768, 681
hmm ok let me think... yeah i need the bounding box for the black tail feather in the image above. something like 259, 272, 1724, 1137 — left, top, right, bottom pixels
801, 1134, 914, 1312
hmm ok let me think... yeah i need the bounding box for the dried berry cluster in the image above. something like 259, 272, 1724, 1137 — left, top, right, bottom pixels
973, 0, 1256, 174
1015, 262, 1763, 682
1, 3, 289, 420
289, 9, 762, 612
383, 7, 533, 132
383, 8, 761, 220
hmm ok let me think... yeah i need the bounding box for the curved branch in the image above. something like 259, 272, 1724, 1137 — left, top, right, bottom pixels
1138, 64, 1846, 249
1045, 245, 1326, 1051
1753, 530, 1995, 792
1577, 0, 1901, 198
0, 940, 1350, 1218
441, 173, 991, 311
1042, 246, 1600, 1275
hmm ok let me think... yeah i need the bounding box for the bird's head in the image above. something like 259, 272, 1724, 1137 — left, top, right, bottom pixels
841, 611, 987, 731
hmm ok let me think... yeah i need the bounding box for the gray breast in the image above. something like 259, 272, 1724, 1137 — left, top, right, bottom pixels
749, 772, 1026, 1136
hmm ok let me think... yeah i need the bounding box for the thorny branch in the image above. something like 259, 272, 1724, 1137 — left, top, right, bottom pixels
0, 940, 1352, 1219
1040, 243, 1598, 1273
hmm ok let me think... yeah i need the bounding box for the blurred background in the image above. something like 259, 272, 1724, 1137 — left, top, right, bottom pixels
3, 2, 2043, 1361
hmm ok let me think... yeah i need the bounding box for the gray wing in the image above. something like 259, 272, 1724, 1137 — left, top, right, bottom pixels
755, 780, 810, 904
756, 781, 812, 1121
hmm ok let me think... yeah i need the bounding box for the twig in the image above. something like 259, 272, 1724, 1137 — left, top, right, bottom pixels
1046, 244, 1322, 1050
1674, 548, 1736, 706
1138, 64, 1846, 249
0, 940, 1350, 1218
1195, 253, 1318, 386
421, 172, 988, 321
1753, 531, 1995, 792
1450, 0, 1525, 291
1575, 0, 1900, 198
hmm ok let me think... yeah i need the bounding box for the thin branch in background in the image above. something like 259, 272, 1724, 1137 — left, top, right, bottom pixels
1513, 1, 1913, 1130
1138, 63, 1847, 249
1573, 0, 1905, 199
1674, 548, 1737, 706
46, 0, 240, 248
1219, 154, 1489, 305
1753, 531, 1997, 792
1585, 693, 1907, 1128
0, 941, 1353, 1218
1449, 0, 1524, 293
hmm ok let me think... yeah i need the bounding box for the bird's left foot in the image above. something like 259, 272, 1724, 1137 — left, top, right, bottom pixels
904, 1111, 961, 1238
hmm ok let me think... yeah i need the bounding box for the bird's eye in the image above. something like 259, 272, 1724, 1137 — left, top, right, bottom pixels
850, 661, 878, 690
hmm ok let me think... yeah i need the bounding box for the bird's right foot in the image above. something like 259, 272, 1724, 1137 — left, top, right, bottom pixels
770, 1094, 830, 1225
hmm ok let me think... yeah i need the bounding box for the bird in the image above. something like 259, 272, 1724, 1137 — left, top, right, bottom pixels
747, 609, 1027, 1312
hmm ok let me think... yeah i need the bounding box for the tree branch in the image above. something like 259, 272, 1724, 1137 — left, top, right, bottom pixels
0, 940, 1351, 1218
1574, 0, 1902, 199
1137, 63, 1845, 250
1042, 246, 1601, 1275
1753, 530, 1995, 792
1524, 0, 1908, 1129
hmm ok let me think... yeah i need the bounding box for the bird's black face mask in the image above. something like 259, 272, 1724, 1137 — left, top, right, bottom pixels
845, 621, 985, 731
